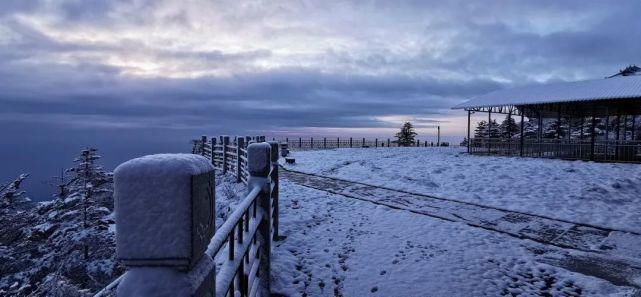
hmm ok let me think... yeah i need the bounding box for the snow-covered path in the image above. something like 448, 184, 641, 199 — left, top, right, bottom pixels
272, 178, 639, 296
281, 168, 641, 262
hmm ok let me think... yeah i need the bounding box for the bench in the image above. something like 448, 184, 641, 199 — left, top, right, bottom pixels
285, 157, 296, 164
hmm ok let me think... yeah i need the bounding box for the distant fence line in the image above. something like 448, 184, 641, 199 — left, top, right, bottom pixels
273, 137, 452, 150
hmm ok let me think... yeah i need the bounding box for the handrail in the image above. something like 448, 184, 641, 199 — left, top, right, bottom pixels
206, 186, 261, 257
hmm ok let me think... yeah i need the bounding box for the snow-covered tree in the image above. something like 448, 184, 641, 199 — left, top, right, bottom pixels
499, 116, 520, 139
395, 122, 417, 146
191, 137, 212, 157
0, 174, 31, 208
474, 120, 500, 138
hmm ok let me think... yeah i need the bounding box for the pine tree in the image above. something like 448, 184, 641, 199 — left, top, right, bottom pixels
191, 137, 212, 157
395, 122, 417, 146
499, 116, 520, 139
66, 148, 111, 260
474, 120, 500, 138
0, 174, 31, 208
474, 120, 488, 138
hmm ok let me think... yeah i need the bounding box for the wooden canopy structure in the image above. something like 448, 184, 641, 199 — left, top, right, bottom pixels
453, 70, 641, 163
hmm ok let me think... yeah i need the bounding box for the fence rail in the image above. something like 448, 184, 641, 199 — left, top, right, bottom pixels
95, 136, 278, 297
468, 138, 641, 162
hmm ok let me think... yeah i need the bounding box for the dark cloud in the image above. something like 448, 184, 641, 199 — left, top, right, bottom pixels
1, 0, 640, 199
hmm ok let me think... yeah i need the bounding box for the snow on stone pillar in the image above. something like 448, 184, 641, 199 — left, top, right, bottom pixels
114, 154, 216, 297
268, 141, 280, 240
222, 136, 230, 174
236, 137, 245, 183
247, 143, 272, 296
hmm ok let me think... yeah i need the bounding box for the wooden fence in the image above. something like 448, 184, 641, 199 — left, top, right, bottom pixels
95, 136, 278, 297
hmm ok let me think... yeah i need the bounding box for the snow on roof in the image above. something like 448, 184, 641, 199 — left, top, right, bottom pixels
453, 75, 641, 109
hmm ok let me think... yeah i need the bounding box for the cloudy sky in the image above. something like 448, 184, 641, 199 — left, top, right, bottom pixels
1, 0, 640, 199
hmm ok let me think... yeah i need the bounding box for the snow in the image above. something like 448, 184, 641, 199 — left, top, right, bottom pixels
453, 75, 641, 109
282, 147, 641, 233
271, 179, 636, 296
114, 154, 214, 264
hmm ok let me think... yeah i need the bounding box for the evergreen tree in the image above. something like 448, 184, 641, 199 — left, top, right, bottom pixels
499, 116, 520, 139
474, 120, 488, 138
474, 120, 500, 138
0, 174, 31, 208
66, 148, 112, 260
191, 137, 212, 156
395, 122, 417, 146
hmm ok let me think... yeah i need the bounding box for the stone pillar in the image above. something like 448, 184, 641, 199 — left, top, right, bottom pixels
115, 154, 216, 297
246, 143, 272, 297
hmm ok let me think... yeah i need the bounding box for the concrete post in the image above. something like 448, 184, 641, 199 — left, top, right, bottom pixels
247, 143, 272, 297
236, 137, 245, 183
222, 136, 230, 174
115, 154, 216, 297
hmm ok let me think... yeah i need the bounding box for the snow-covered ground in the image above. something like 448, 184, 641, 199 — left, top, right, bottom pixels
272, 179, 636, 296
282, 147, 641, 233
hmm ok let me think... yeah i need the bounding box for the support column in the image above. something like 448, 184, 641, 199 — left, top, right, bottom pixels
590, 113, 597, 161
520, 113, 524, 157
467, 110, 471, 153
632, 115, 637, 141
488, 110, 492, 154
538, 113, 543, 157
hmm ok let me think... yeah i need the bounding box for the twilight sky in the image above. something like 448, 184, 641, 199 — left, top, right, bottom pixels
1, 0, 640, 199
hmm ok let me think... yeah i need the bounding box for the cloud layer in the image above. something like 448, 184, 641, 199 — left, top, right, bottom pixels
2, 0, 640, 136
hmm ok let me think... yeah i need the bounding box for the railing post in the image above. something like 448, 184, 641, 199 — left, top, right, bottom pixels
114, 154, 216, 297
387, 138, 390, 147
324, 137, 327, 149
350, 137, 352, 148
268, 141, 279, 240
200, 135, 207, 157
311, 137, 314, 149
236, 137, 245, 183
247, 143, 272, 297
375, 138, 378, 147
222, 136, 230, 174
299, 137, 302, 148
210, 137, 217, 168
337, 137, 340, 148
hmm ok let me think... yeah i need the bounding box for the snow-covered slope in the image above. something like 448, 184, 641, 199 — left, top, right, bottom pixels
282, 147, 641, 233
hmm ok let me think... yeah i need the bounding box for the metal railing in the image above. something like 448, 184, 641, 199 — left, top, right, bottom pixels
468, 138, 641, 163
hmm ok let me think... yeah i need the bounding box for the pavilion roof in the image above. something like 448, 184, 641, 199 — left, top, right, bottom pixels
453, 74, 641, 110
